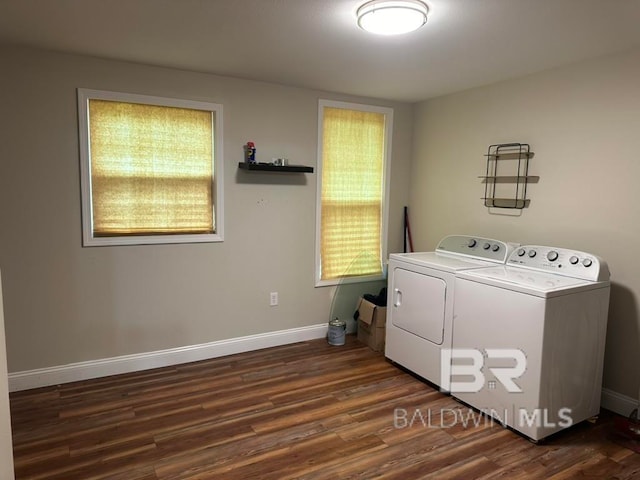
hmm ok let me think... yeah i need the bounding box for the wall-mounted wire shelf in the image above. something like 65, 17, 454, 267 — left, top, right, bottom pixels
481, 143, 535, 209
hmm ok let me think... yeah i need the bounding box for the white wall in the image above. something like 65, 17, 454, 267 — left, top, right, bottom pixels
0, 45, 412, 374
411, 47, 640, 403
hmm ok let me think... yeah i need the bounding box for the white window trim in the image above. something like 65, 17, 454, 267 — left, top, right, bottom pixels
315, 99, 393, 287
77, 88, 224, 247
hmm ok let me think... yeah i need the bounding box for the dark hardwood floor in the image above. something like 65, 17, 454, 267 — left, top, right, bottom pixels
9, 336, 640, 479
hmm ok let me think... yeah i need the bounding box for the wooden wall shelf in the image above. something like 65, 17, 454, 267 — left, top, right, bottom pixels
238, 162, 314, 173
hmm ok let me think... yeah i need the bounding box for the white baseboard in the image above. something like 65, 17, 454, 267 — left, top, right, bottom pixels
8, 323, 328, 392
10, 329, 635, 416
601, 388, 639, 416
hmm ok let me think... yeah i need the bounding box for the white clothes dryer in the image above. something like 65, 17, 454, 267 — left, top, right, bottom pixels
450, 245, 611, 441
385, 235, 515, 388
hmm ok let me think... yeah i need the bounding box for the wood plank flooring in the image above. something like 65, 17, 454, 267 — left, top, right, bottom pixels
9, 336, 640, 479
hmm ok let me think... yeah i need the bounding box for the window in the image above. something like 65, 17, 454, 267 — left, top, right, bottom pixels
77, 89, 224, 246
316, 100, 392, 286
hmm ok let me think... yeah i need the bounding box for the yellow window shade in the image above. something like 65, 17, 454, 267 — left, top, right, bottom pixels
320, 107, 385, 280
88, 99, 214, 236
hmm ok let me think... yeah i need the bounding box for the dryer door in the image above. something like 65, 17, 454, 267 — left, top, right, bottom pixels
391, 267, 446, 344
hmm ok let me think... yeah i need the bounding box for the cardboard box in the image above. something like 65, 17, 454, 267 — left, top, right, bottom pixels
356, 297, 387, 352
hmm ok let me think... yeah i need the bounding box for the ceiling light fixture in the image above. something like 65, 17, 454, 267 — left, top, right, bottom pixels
357, 0, 428, 36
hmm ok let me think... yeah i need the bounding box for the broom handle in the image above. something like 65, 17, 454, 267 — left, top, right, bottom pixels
404, 206, 414, 253
403, 207, 407, 253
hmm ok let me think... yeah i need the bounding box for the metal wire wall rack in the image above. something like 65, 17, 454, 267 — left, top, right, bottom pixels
480, 143, 537, 209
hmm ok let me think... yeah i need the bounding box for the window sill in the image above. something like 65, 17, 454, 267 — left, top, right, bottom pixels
315, 273, 386, 288
83, 232, 223, 247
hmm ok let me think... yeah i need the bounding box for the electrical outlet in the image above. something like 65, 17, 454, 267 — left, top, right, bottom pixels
270, 292, 278, 306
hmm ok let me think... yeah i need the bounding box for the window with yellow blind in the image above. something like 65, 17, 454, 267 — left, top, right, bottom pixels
78, 89, 224, 246
316, 100, 393, 285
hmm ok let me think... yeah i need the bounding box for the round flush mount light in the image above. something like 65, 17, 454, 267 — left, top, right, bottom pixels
357, 0, 428, 35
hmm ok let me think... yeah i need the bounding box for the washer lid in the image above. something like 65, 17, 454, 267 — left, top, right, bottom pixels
457, 265, 609, 297
390, 252, 496, 273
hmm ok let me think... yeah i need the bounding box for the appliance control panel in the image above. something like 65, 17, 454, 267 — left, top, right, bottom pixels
507, 245, 610, 281
436, 235, 516, 263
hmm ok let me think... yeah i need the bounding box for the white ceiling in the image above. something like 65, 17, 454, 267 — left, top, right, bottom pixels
1, 0, 639, 102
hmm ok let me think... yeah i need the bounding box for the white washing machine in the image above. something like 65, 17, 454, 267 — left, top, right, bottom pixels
450, 245, 611, 441
385, 235, 515, 388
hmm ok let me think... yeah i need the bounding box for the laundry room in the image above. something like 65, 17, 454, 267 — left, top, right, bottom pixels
1, 1, 640, 478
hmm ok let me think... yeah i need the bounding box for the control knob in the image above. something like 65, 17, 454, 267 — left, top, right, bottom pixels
569, 256, 579, 265
483, 243, 490, 250
547, 251, 558, 262
528, 250, 537, 258
582, 258, 593, 267
517, 248, 526, 257
492, 244, 500, 252
468, 239, 477, 248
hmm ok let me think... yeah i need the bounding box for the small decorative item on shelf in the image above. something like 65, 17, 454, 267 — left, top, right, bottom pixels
245, 141, 256, 164
272, 158, 288, 167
